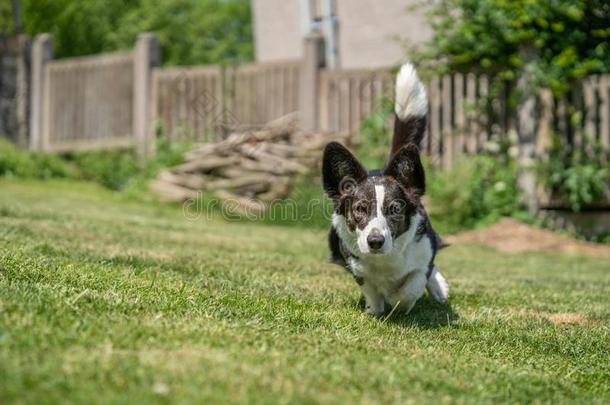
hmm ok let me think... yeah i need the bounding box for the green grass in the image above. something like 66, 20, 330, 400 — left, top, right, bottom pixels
0, 179, 609, 404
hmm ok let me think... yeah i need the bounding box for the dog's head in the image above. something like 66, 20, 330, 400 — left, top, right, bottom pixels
322, 142, 425, 256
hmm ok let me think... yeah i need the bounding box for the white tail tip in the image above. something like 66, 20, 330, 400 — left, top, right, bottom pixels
395, 63, 427, 121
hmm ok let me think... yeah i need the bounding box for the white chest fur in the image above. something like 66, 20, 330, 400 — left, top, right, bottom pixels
333, 212, 433, 297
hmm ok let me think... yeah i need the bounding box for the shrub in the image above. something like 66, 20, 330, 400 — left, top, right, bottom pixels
537, 137, 609, 212
0, 140, 74, 179
413, 0, 610, 96
69, 149, 139, 191
0, 134, 190, 192
426, 155, 522, 234
69, 134, 191, 191
258, 175, 333, 229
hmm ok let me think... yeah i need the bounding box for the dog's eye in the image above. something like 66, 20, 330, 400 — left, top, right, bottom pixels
387, 201, 403, 216
353, 202, 369, 219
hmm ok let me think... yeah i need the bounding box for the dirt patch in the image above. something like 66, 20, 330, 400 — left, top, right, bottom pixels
446, 218, 610, 256
530, 311, 593, 326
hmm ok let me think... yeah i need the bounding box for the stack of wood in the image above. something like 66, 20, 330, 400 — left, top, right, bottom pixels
150, 113, 350, 212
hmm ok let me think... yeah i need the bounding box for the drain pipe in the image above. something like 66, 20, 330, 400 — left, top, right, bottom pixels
322, 0, 339, 68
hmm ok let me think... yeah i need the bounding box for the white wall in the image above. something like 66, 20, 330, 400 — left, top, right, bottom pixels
252, 0, 303, 62
335, 0, 432, 69
251, 0, 432, 68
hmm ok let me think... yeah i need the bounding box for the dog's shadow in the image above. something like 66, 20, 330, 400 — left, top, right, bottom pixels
358, 295, 460, 329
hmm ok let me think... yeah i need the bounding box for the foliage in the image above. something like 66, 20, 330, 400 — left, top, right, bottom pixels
0, 0, 14, 35
69, 133, 191, 192
0, 139, 74, 179
537, 137, 609, 212
414, 0, 610, 95
69, 149, 139, 191
0, 135, 190, 192
21, 0, 133, 58
107, 0, 253, 66
257, 176, 334, 229
68, 136, 189, 192
20, 0, 253, 65
427, 154, 522, 234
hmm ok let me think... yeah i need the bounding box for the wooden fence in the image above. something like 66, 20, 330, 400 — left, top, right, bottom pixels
151, 65, 223, 142
29, 33, 158, 155
150, 61, 300, 141
229, 61, 301, 128
318, 69, 490, 168
319, 68, 394, 136
319, 69, 610, 168
42, 52, 134, 151
26, 32, 610, 170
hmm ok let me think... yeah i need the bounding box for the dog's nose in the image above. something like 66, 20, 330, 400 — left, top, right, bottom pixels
367, 230, 385, 251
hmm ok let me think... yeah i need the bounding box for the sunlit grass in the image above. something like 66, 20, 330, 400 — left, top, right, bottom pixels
0, 179, 608, 404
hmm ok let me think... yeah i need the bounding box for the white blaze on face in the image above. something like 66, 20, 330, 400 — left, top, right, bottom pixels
356, 184, 393, 254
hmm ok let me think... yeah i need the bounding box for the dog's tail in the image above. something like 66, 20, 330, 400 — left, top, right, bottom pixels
390, 63, 428, 157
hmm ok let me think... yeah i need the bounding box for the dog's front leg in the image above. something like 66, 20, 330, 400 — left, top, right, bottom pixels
359, 282, 385, 316
387, 270, 427, 314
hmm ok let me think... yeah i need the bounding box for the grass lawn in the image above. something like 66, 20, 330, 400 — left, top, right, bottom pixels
0, 179, 608, 404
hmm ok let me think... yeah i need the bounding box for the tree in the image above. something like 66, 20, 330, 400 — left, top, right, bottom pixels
107, 0, 253, 66
413, 0, 610, 211
0, 0, 15, 35
414, 0, 610, 95
19, 0, 253, 65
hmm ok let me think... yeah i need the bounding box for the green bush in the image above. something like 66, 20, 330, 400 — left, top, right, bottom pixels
69, 149, 139, 191
69, 134, 191, 191
0, 140, 74, 179
537, 137, 609, 212
0, 135, 190, 192
258, 176, 333, 229
426, 155, 522, 234
414, 0, 610, 96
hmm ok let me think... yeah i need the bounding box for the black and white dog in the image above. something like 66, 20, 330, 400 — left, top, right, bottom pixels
322, 63, 449, 316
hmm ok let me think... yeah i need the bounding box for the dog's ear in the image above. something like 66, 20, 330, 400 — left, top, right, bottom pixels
322, 142, 367, 201
383, 144, 425, 196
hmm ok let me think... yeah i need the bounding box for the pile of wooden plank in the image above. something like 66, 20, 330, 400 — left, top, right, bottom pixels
150, 114, 349, 212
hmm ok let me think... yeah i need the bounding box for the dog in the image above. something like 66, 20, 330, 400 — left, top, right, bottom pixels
322, 63, 449, 316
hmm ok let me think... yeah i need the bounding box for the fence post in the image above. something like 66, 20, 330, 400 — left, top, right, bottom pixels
29, 33, 52, 151
133, 33, 160, 158
16, 34, 31, 148
299, 32, 325, 132
516, 44, 539, 213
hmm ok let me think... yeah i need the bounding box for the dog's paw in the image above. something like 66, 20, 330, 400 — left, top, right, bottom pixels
364, 305, 385, 317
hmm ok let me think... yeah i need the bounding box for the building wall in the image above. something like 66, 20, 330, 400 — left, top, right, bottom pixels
251, 0, 432, 69
335, 0, 432, 69
252, 0, 303, 63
